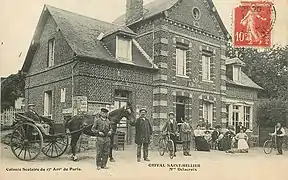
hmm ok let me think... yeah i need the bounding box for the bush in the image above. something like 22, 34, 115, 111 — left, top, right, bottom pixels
257, 99, 288, 127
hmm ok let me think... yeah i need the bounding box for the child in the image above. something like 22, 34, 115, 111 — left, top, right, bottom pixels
180, 119, 192, 156
235, 129, 249, 153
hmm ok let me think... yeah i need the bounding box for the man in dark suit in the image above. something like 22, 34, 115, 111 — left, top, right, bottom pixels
24, 104, 50, 134
25, 104, 42, 123
236, 122, 247, 134
162, 112, 178, 157
130, 108, 153, 162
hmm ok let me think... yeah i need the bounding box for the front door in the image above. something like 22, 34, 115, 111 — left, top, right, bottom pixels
113, 90, 129, 143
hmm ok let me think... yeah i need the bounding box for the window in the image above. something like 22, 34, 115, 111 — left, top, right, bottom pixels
232, 105, 240, 128
116, 36, 132, 61
44, 91, 53, 118
202, 55, 211, 81
176, 48, 187, 76
244, 106, 251, 129
233, 66, 241, 82
48, 39, 55, 67
203, 101, 213, 127
60, 88, 66, 103
192, 7, 201, 20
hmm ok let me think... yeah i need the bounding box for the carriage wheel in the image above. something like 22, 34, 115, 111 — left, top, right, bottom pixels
42, 134, 69, 158
10, 123, 43, 161
263, 140, 273, 154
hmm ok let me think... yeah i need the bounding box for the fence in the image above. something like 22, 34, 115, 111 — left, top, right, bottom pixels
1, 109, 24, 126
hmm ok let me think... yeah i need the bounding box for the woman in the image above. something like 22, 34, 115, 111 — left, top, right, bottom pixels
194, 125, 210, 151
235, 129, 249, 153
270, 122, 286, 155
221, 126, 235, 152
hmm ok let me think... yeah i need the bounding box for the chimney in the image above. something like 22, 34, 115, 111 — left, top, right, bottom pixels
126, 0, 143, 25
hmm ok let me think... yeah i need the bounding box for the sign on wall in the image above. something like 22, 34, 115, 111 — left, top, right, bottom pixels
73, 96, 88, 115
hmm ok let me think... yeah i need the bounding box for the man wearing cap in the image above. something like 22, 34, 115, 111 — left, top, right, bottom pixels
25, 104, 42, 122
92, 108, 112, 170
162, 112, 178, 157
25, 104, 50, 135
130, 108, 153, 162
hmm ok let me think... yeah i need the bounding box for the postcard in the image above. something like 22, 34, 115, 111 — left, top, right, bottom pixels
1, 0, 287, 180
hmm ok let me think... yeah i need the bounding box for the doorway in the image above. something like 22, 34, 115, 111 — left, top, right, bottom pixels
176, 96, 186, 143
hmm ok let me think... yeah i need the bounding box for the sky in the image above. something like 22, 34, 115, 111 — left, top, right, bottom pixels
0, 0, 287, 77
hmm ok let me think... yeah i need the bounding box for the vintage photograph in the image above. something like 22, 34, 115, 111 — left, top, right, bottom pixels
0, 0, 287, 180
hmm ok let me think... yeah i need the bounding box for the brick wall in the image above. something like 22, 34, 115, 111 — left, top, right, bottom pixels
28, 15, 75, 75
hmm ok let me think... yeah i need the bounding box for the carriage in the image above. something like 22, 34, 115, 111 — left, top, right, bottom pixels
9, 113, 69, 161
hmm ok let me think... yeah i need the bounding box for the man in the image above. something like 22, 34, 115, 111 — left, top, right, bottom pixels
24, 104, 50, 135
162, 112, 178, 157
270, 122, 286, 155
180, 118, 192, 156
236, 122, 246, 134
130, 108, 153, 162
91, 108, 112, 170
211, 125, 221, 150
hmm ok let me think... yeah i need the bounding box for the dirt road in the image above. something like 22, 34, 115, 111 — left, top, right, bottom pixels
0, 143, 287, 180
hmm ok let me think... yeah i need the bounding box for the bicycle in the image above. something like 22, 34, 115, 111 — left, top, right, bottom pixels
158, 131, 175, 159
263, 134, 288, 154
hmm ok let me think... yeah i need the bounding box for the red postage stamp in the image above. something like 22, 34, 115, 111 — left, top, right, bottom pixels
233, 1, 275, 47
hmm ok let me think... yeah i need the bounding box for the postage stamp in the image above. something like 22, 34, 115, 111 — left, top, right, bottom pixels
233, 1, 276, 47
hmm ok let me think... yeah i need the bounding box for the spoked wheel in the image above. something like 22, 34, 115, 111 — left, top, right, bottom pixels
263, 140, 273, 154
42, 134, 69, 158
167, 140, 175, 159
158, 138, 166, 156
10, 123, 43, 161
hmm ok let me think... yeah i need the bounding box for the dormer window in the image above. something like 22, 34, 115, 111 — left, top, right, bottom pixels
233, 65, 241, 82
116, 36, 132, 61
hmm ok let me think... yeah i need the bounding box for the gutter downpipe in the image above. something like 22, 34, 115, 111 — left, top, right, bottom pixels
71, 56, 79, 116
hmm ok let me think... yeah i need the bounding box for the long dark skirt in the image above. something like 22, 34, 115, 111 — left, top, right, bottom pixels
195, 136, 210, 151
218, 137, 232, 151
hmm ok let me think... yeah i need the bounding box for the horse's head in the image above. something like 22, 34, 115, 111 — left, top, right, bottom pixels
109, 102, 135, 124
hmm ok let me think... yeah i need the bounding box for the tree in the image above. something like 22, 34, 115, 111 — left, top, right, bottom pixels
1, 71, 25, 112
226, 43, 288, 100
226, 43, 288, 127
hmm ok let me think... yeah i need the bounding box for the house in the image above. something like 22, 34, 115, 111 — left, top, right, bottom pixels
21, 0, 262, 144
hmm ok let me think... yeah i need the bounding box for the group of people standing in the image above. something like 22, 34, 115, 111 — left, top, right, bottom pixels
24, 103, 286, 171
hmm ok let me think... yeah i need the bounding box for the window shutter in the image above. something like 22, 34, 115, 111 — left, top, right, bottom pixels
44, 93, 48, 116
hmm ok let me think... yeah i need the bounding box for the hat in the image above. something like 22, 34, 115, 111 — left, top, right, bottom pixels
100, 108, 109, 113
139, 108, 147, 113
168, 112, 175, 116
28, 104, 35, 107
215, 125, 221, 129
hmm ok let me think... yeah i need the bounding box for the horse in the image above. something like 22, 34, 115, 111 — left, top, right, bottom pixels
65, 103, 134, 161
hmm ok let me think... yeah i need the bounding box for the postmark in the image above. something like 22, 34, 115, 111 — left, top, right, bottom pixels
233, 1, 276, 47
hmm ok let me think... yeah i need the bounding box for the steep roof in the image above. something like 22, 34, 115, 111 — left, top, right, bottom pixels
21, 5, 156, 72
113, 0, 179, 25
46, 5, 135, 62
113, 0, 230, 39
225, 57, 262, 90
226, 72, 263, 90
